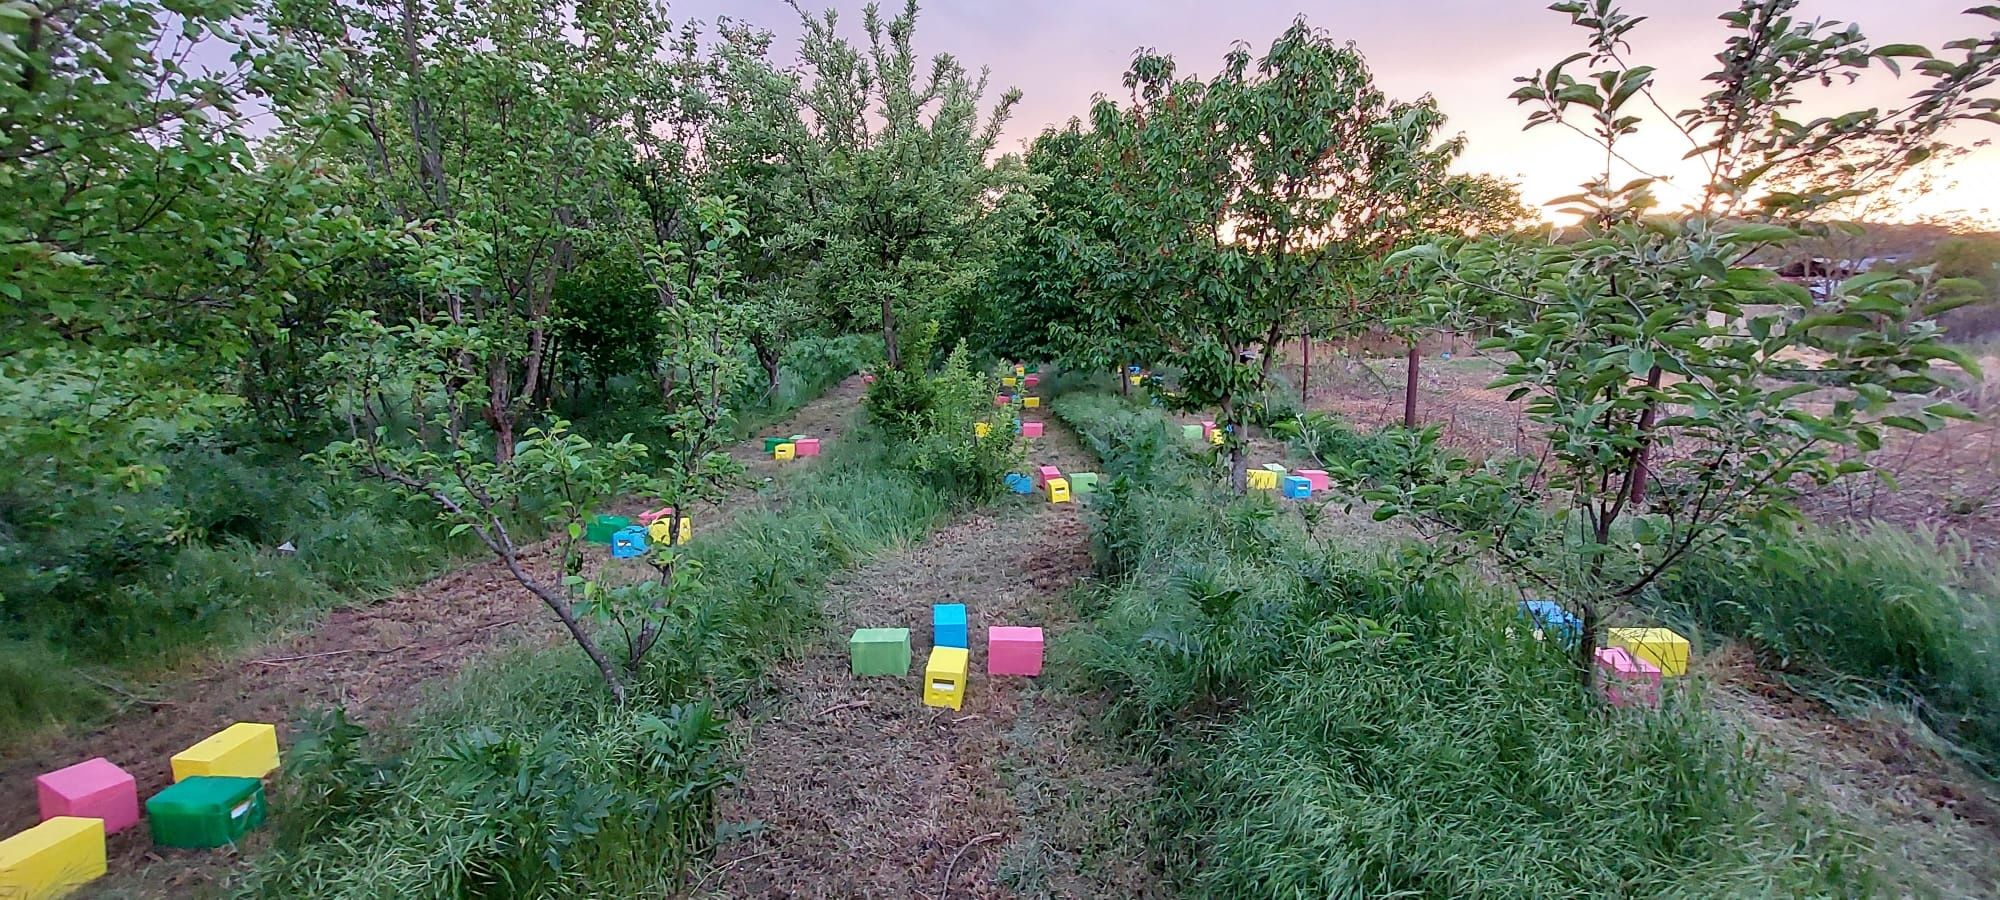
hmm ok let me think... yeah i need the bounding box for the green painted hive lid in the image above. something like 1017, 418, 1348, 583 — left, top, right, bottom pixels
148, 775, 260, 812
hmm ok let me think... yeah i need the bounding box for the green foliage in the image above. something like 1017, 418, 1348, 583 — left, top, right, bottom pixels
1380, 0, 2000, 678
1056, 393, 1885, 898
865, 336, 1020, 502
1654, 525, 2000, 769
251, 435, 953, 897
0, 640, 106, 738
1076, 18, 1463, 490
788, 0, 1022, 369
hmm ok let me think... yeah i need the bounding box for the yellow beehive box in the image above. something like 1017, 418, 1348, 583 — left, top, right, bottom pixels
923, 646, 970, 711
1001, 376, 1017, 388
648, 516, 692, 546
0, 816, 105, 899
171, 723, 280, 781
1247, 469, 1279, 490
1023, 396, 1041, 409
1209, 430, 1224, 446
1608, 628, 1690, 678
1046, 477, 1071, 504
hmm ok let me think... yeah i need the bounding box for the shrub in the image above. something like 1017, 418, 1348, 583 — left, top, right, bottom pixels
866, 340, 1020, 502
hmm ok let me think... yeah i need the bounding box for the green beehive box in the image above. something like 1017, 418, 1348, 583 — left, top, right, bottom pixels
1181, 424, 1202, 441
146, 776, 266, 849
763, 437, 788, 454
849, 628, 911, 676
584, 515, 631, 544
1070, 472, 1100, 494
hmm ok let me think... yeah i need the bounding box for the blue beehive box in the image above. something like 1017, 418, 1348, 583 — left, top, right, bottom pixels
1281, 476, 1312, 499
1518, 599, 1581, 645
1005, 473, 1034, 494
934, 603, 968, 649
610, 526, 649, 559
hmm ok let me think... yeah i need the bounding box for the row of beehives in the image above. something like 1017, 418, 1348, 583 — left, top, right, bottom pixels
1520, 601, 1691, 708
848, 604, 1043, 711
2, 723, 282, 898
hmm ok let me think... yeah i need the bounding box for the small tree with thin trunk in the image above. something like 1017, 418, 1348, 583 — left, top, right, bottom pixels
1088, 19, 1460, 491
1372, 0, 2000, 684
319, 203, 751, 702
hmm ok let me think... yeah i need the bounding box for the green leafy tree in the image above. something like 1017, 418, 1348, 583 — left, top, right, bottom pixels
1374, 0, 2000, 682
1088, 19, 1461, 491
319, 204, 749, 701
789, 0, 1020, 370
275, 0, 667, 460
1, 0, 346, 494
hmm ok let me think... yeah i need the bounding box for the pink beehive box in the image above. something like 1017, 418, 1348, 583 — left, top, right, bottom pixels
36, 758, 138, 835
994, 394, 1009, 407
1036, 465, 1062, 487
1024, 374, 1040, 387
1295, 470, 1330, 491
1022, 422, 1044, 438
988, 626, 1044, 676
1200, 420, 1217, 439
637, 506, 676, 525
1594, 646, 1661, 709
795, 438, 821, 457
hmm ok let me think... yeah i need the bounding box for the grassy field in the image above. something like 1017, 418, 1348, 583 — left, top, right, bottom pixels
1047, 389, 1972, 898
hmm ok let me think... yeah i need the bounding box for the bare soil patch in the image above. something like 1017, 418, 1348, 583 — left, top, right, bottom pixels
0, 376, 869, 887
703, 421, 1159, 899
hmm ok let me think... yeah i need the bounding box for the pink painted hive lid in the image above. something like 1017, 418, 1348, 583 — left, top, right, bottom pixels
1594, 646, 1659, 678
990, 626, 1043, 643
37, 757, 130, 793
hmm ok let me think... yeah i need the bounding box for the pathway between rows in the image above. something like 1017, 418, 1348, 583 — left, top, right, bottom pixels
0, 375, 869, 884
704, 419, 1160, 899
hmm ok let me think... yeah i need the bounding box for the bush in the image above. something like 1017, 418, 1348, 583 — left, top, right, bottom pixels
1054, 394, 1883, 897
865, 340, 1020, 502
1653, 525, 2000, 769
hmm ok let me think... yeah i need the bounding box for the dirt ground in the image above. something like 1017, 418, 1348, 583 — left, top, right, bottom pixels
1277, 344, 2000, 555
0, 375, 870, 889
1703, 646, 2000, 896
699, 416, 1162, 899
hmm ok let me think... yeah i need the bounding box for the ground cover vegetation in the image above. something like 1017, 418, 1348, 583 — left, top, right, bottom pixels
7, 0, 2000, 895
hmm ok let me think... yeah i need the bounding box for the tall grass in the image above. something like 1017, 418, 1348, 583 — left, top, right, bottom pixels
1654, 525, 2000, 770
1050, 392, 1886, 897
248, 434, 954, 897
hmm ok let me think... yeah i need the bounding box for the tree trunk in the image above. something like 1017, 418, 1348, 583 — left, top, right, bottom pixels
1576, 598, 1601, 692
1628, 365, 1665, 504
1222, 395, 1247, 494
1403, 341, 1421, 429
881, 291, 900, 370
1301, 330, 1311, 405
506, 558, 627, 703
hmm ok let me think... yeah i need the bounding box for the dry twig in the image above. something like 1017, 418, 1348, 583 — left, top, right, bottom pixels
940, 831, 1005, 900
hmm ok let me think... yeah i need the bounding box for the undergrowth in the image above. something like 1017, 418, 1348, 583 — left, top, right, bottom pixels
1049, 392, 1895, 898
1654, 525, 2000, 772
248, 419, 954, 897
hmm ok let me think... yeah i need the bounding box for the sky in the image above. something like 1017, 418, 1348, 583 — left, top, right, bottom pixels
671, 0, 2000, 226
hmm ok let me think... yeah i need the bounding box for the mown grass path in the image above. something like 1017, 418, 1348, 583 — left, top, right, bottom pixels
0, 376, 870, 893
702, 420, 1160, 899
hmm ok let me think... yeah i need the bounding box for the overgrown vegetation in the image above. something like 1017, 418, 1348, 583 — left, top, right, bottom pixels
252, 436, 955, 896
1053, 392, 1919, 897
1657, 526, 2000, 769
